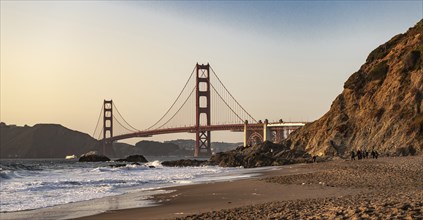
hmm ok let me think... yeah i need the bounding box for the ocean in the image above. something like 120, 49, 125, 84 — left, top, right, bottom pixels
0, 157, 254, 214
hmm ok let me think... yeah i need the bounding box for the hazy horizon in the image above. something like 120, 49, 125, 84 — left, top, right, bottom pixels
1, 1, 422, 144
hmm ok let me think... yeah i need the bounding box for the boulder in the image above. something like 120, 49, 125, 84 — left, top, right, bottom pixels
115, 155, 148, 163
79, 151, 110, 162
208, 141, 311, 168
161, 159, 208, 167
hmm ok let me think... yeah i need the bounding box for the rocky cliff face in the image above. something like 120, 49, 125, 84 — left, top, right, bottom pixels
286, 20, 423, 156
0, 123, 100, 158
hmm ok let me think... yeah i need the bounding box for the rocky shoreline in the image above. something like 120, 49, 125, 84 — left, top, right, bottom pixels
162, 141, 332, 168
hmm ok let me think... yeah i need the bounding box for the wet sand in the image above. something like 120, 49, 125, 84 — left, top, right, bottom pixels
5, 156, 420, 220
78, 156, 422, 219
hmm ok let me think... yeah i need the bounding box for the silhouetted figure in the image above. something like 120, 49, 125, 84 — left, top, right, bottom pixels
313, 156, 317, 163
357, 150, 362, 160
371, 150, 376, 159
375, 150, 379, 159
365, 151, 369, 159
351, 151, 356, 160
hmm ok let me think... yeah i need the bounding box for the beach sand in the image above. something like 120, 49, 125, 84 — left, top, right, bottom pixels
78, 155, 422, 220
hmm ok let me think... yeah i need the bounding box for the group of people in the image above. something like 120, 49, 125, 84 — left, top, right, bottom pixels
351, 149, 379, 160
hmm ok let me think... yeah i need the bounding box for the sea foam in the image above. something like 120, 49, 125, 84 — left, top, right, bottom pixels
0, 159, 245, 212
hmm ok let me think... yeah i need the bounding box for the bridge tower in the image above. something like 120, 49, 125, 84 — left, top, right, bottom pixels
103, 100, 113, 155
195, 63, 212, 157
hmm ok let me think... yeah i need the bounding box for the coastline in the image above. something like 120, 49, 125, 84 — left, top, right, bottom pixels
78, 164, 359, 220
78, 156, 422, 220
2, 156, 421, 219
0, 165, 290, 220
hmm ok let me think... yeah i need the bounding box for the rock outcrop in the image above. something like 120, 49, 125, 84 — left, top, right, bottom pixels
161, 159, 208, 167
115, 155, 148, 163
162, 142, 321, 168
285, 20, 423, 157
208, 141, 313, 168
79, 151, 110, 162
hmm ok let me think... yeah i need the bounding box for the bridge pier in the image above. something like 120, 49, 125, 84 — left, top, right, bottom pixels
243, 120, 248, 147
263, 119, 272, 142
102, 140, 115, 157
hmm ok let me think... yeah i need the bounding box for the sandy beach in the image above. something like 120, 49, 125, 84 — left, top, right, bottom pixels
76, 155, 422, 220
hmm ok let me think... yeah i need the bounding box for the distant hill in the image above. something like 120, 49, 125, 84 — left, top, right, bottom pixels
0, 123, 241, 158
0, 123, 100, 158
123, 140, 241, 157
285, 19, 423, 156
132, 140, 191, 156
165, 139, 242, 153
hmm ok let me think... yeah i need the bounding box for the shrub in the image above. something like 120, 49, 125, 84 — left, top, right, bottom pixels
368, 61, 389, 81
403, 50, 422, 71
366, 34, 403, 62
344, 70, 365, 90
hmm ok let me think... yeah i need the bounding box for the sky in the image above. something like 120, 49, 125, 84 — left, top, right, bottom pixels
1, 1, 422, 144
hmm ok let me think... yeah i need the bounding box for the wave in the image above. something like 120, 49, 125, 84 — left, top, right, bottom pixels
146, 160, 163, 167
0, 163, 44, 181
0, 159, 246, 213
92, 160, 163, 173
0, 170, 13, 180
0, 163, 43, 172
0, 169, 28, 180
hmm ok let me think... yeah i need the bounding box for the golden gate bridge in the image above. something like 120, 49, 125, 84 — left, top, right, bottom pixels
92, 63, 305, 157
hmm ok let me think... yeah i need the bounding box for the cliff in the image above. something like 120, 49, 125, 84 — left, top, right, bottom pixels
285, 20, 423, 156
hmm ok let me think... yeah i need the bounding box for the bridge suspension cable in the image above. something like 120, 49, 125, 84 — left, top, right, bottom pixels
97, 127, 103, 140
209, 83, 244, 123
143, 64, 257, 130
112, 115, 137, 133
146, 66, 196, 130
156, 87, 196, 130
95, 63, 258, 140
112, 102, 140, 132
92, 104, 104, 139
210, 66, 257, 124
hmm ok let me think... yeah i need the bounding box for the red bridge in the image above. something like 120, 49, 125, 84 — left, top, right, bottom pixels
92, 63, 305, 157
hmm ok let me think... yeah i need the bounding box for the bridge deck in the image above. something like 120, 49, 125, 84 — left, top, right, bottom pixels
107, 123, 305, 142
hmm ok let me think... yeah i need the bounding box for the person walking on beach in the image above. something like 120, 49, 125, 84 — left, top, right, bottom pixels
351, 151, 356, 160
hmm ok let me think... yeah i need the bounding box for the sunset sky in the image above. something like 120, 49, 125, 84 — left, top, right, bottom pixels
1, 1, 422, 143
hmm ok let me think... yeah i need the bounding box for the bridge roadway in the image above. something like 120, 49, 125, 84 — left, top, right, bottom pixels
106, 122, 305, 143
